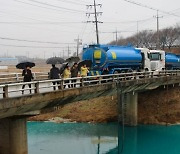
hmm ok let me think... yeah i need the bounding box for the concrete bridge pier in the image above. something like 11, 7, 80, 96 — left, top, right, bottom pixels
0, 117, 28, 154
122, 92, 138, 126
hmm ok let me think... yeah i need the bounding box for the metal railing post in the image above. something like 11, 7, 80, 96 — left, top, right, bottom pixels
60, 79, 64, 89
99, 76, 102, 84
3, 85, 8, 98
112, 75, 115, 82
81, 77, 84, 87
15, 73, 19, 81
151, 71, 154, 78
33, 73, 36, 80
34, 82, 40, 94
144, 72, 146, 78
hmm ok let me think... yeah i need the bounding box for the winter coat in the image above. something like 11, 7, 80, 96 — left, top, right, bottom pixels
80, 66, 88, 77
49, 67, 60, 79
71, 66, 78, 78
63, 68, 71, 79
22, 69, 33, 82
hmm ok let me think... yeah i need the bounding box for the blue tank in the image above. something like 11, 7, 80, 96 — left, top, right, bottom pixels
165, 53, 180, 70
82, 44, 142, 75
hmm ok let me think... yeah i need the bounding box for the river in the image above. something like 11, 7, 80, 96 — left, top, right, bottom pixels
28, 122, 180, 154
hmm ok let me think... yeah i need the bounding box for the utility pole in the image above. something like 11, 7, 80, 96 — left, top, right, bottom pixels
67, 45, 70, 58
62, 50, 64, 59
115, 29, 118, 45
154, 10, 163, 49
100, 30, 133, 45
74, 36, 82, 57
137, 21, 139, 48
86, 0, 102, 44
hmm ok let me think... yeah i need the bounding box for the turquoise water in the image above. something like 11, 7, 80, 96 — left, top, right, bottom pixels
28, 122, 180, 154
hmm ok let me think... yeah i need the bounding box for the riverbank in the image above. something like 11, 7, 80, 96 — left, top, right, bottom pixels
29, 86, 180, 125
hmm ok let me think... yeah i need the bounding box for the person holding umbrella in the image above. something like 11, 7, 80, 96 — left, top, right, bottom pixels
22, 65, 34, 94
49, 64, 61, 90
16, 61, 35, 94
70, 62, 78, 87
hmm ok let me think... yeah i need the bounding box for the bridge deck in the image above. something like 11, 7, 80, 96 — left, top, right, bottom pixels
0, 71, 179, 119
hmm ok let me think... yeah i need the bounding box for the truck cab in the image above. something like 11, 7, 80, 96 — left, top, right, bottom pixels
136, 48, 151, 71
149, 50, 165, 71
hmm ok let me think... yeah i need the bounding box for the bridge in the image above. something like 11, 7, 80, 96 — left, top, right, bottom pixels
0, 70, 180, 154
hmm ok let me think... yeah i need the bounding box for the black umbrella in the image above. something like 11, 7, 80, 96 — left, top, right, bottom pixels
46, 57, 65, 65
16, 61, 35, 69
65, 56, 80, 63
78, 60, 92, 70
59, 63, 69, 75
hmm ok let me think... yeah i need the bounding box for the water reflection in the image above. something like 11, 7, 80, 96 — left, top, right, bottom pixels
28, 122, 118, 154
28, 122, 180, 154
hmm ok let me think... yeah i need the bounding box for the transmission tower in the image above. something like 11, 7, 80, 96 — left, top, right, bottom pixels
86, 0, 103, 44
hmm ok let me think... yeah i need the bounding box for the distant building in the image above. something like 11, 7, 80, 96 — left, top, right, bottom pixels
0, 57, 18, 66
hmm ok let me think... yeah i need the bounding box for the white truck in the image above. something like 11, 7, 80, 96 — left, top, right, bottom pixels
137, 48, 165, 72
149, 50, 165, 72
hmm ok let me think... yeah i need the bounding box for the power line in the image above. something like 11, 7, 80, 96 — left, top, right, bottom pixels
54, 0, 86, 6
103, 17, 153, 24
122, 0, 180, 18
0, 21, 83, 24
26, 0, 86, 13
0, 37, 75, 44
0, 43, 76, 48
14, 0, 85, 14
0, 10, 48, 22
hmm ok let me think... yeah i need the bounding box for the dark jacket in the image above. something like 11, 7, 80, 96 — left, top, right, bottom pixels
22, 69, 33, 82
71, 66, 78, 77
50, 67, 60, 79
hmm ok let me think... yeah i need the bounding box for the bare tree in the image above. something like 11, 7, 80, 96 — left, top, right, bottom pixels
109, 24, 180, 51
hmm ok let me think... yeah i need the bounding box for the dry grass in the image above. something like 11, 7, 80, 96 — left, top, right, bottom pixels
29, 86, 180, 124
0, 64, 51, 73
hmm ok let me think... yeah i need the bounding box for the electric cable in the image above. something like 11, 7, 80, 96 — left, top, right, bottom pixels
54, 0, 86, 6
0, 43, 76, 48
26, 0, 86, 13
14, 0, 85, 14
0, 37, 75, 44
122, 0, 180, 18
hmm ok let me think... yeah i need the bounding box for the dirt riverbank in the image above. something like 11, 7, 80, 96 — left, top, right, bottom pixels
29, 86, 180, 125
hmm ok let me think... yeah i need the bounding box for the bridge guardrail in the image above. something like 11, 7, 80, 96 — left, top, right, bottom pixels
0, 70, 179, 99
0, 72, 49, 84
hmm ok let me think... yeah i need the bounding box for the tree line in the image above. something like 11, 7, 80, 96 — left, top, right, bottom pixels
110, 25, 180, 53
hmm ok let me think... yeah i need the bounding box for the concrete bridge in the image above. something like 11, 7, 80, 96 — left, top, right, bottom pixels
0, 70, 180, 154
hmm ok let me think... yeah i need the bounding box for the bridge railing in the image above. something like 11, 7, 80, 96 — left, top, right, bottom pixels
0, 72, 49, 83
0, 70, 179, 99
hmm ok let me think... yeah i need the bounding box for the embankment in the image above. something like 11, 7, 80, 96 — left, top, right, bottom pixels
29, 86, 180, 124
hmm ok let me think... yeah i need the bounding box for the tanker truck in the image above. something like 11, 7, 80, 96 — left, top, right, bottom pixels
165, 52, 180, 70
82, 44, 168, 75
82, 44, 157, 75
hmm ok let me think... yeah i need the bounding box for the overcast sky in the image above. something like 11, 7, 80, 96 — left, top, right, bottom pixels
0, 0, 179, 58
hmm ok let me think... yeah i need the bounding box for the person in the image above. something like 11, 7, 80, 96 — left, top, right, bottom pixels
49, 64, 60, 90
63, 65, 71, 88
70, 63, 78, 87
80, 64, 89, 77
80, 64, 89, 86
22, 65, 33, 94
